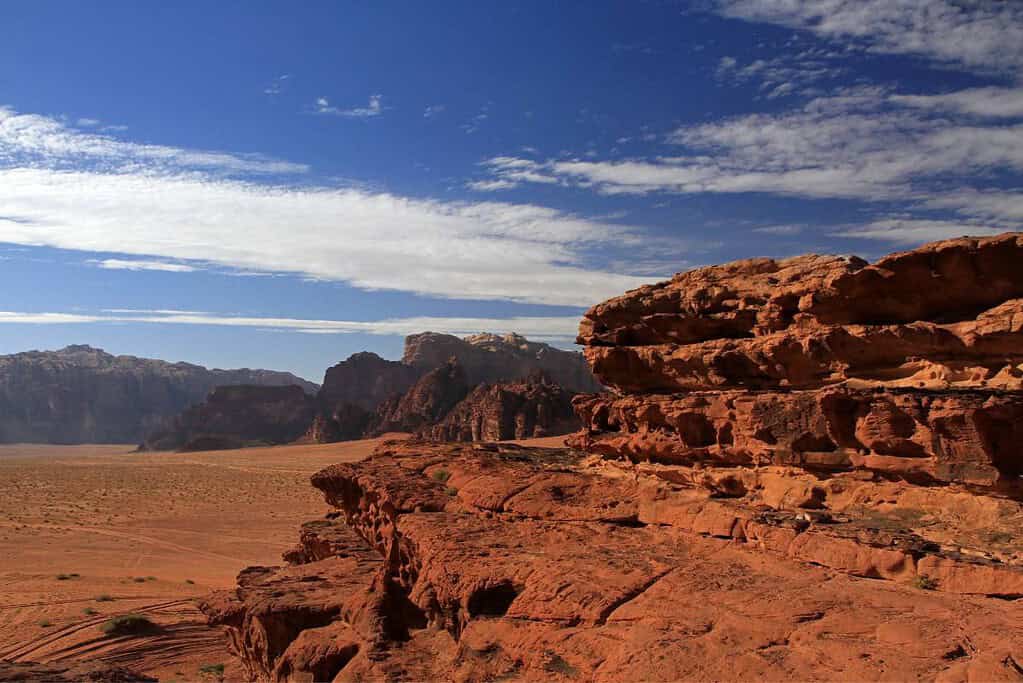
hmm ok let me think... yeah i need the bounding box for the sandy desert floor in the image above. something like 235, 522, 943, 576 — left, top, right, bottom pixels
0, 436, 441, 681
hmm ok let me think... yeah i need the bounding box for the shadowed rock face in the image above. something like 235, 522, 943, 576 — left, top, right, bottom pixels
366, 359, 470, 436
0, 345, 317, 444
422, 373, 580, 442
403, 332, 601, 393
141, 384, 317, 451
317, 352, 422, 413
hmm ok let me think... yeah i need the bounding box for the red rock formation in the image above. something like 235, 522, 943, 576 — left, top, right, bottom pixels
573, 234, 1023, 492
403, 332, 601, 392
422, 373, 579, 442
141, 384, 317, 451
365, 358, 469, 435
580, 233, 1023, 392
203, 235, 1023, 681
317, 352, 422, 413
202, 440, 1023, 681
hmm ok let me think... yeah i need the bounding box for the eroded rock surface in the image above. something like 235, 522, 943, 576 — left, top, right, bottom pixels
580, 234, 1023, 392
203, 440, 1023, 682
422, 373, 580, 442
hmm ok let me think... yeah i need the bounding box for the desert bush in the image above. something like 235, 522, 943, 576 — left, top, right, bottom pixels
100, 614, 156, 636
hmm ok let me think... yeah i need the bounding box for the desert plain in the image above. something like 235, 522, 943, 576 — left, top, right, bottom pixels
0, 436, 534, 680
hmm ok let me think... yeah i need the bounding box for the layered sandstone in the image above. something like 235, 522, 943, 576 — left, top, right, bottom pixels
580, 233, 1023, 392
573, 234, 1023, 495
141, 384, 317, 451
422, 373, 580, 442
202, 440, 1023, 682
0, 345, 317, 444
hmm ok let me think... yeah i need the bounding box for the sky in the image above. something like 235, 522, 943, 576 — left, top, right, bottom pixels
1, 0, 1022, 382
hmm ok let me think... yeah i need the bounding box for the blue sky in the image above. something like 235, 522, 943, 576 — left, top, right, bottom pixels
2, 1, 1022, 381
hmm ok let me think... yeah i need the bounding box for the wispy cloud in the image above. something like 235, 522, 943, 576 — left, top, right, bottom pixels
0, 106, 653, 307
469, 87, 1023, 227
315, 94, 384, 118
832, 219, 1005, 243
92, 259, 197, 273
0, 309, 582, 341
0, 106, 307, 175
711, 0, 1023, 74
264, 74, 291, 96
891, 86, 1023, 119
423, 104, 445, 118
75, 118, 101, 128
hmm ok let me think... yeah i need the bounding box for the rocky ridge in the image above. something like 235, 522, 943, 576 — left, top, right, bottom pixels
140, 384, 318, 452
201, 234, 1023, 681
0, 345, 317, 444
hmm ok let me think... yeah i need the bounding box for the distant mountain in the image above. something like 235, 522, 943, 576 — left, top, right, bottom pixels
0, 345, 318, 444
402, 332, 602, 393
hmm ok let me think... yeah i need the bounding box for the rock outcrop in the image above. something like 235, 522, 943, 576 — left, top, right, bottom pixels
366, 359, 469, 435
403, 332, 601, 392
317, 352, 422, 413
0, 345, 317, 444
202, 440, 1023, 682
202, 235, 1023, 681
579, 233, 1023, 393
141, 384, 318, 451
572, 234, 1023, 495
422, 373, 580, 442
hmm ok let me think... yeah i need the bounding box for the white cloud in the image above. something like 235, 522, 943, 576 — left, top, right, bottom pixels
0, 106, 654, 307
712, 0, 1023, 73
423, 104, 445, 118
315, 94, 384, 118
891, 87, 1023, 119
93, 259, 197, 273
0, 309, 582, 341
471, 88, 1023, 227
76, 118, 101, 127
0, 106, 306, 174
833, 219, 1005, 243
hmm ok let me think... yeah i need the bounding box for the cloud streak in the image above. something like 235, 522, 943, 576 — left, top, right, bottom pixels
0, 106, 654, 307
0, 309, 582, 341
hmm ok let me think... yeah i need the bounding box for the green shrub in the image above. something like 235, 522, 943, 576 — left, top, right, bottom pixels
95, 594, 115, 602
432, 469, 451, 483
913, 575, 937, 590
100, 614, 156, 636
83, 607, 98, 616
445, 486, 458, 497
38, 619, 52, 628
56, 573, 72, 580
199, 663, 226, 680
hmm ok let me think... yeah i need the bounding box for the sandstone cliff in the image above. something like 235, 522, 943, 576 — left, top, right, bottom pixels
571, 233, 1023, 496
365, 359, 469, 436
0, 345, 317, 444
403, 332, 601, 392
141, 384, 317, 451
421, 372, 579, 442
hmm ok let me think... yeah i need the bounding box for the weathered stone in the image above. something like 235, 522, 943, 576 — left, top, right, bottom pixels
421, 373, 579, 442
